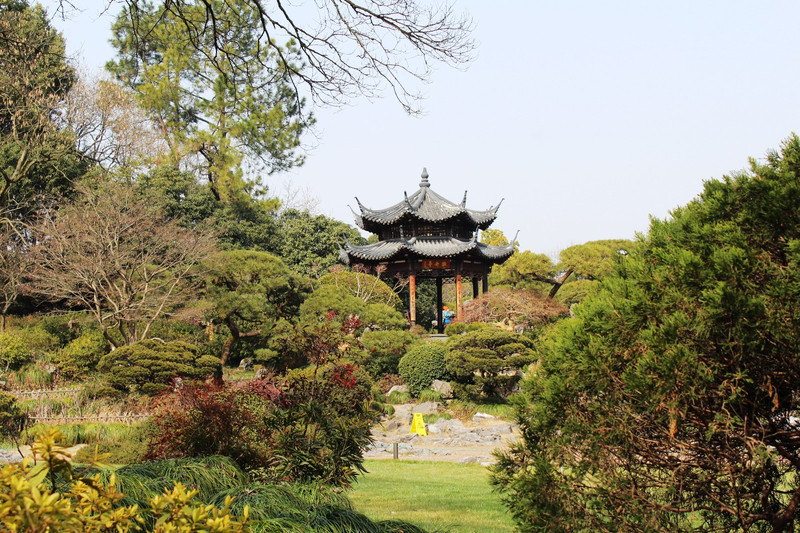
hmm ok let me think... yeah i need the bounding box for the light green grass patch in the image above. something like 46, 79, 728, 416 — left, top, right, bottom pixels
349, 460, 514, 533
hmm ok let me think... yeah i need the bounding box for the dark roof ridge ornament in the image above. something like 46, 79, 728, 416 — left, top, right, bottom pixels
404, 191, 413, 210
461, 190, 467, 207
419, 168, 430, 188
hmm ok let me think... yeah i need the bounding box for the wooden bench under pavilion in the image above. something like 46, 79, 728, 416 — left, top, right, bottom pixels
339, 169, 515, 333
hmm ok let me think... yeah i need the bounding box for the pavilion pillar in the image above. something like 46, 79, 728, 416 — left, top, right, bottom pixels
409, 273, 417, 326
455, 262, 464, 319
436, 277, 444, 334
482, 267, 489, 294
472, 277, 479, 299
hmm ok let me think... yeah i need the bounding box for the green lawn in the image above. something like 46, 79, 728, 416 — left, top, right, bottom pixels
349, 460, 515, 533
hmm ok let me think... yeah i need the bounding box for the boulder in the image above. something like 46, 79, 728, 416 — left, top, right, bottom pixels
472, 412, 496, 423
254, 368, 270, 380
431, 379, 453, 398
386, 385, 408, 396
238, 357, 253, 371
412, 401, 443, 415
384, 419, 403, 431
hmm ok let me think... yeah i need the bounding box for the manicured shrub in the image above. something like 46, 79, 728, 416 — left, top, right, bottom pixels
300, 284, 406, 332
360, 330, 420, 377
54, 329, 110, 379
97, 339, 221, 394
398, 344, 448, 397
445, 326, 536, 401
444, 322, 467, 336
0, 332, 29, 370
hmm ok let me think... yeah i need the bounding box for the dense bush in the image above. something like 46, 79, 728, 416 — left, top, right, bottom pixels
97, 339, 221, 394
146, 365, 378, 487
446, 326, 536, 401
300, 284, 406, 333
54, 329, 110, 379
360, 330, 420, 377
318, 269, 403, 310
0, 332, 30, 370
444, 322, 467, 336
398, 344, 448, 397
0, 391, 26, 442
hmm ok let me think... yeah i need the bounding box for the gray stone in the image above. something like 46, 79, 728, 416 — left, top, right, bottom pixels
0, 449, 24, 463
472, 412, 496, 423
238, 358, 253, 370
384, 419, 402, 431
392, 404, 414, 424
431, 379, 453, 398
254, 368, 270, 380
439, 418, 466, 433
412, 401, 443, 415
387, 385, 408, 396
394, 433, 420, 443
459, 455, 490, 464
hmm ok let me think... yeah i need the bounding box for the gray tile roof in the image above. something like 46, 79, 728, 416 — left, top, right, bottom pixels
352, 169, 502, 231
339, 236, 515, 265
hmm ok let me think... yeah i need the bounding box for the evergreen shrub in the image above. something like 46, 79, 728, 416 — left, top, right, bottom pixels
398, 344, 448, 396
0, 332, 29, 370
360, 329, 420, 377
446, 326, 535, 401
54, 329, 109, 379
97, 339, 221, 394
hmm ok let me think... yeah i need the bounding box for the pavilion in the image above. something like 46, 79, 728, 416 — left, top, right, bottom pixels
339, 169, 515, 333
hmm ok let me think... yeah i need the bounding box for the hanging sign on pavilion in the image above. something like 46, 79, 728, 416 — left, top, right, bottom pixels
422, 259, 451, 269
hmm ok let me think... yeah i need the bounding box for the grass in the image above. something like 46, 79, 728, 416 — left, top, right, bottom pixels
349, 460, 514, 533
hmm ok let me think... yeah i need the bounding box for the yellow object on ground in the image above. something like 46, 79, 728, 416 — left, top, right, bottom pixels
410, 413, 427, 436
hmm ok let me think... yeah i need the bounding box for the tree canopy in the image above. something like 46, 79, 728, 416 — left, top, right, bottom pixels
492, 135, 800, 533
108, 0, 309, 202
102, 0, 475, 115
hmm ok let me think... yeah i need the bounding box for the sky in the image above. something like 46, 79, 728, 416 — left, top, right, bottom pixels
44, 1, 800, 259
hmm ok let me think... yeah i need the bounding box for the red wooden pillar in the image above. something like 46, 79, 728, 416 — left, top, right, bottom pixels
455, 274, 463, 319
409, 273, 417, 326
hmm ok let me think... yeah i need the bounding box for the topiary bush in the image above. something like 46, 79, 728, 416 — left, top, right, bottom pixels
398, 344, 448, 397
445, 326, 536, 401
97, 339, 221, 395
54, 329, 110, 379
360, 330, 420, 377
444, 322, 467, 336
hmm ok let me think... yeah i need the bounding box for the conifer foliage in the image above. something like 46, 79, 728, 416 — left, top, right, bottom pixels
493, 135, 800, 532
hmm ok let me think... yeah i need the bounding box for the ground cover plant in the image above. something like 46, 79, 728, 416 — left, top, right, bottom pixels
492, 136, 800, 532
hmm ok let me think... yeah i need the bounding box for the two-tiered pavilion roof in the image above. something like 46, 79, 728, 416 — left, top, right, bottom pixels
340, 169, 515, 333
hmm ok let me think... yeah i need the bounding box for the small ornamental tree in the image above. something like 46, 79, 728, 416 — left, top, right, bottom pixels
445, 326, 536, 401
360, 330, 420, 377
458, 287, 569, 332
299, 284, 406, 333
493, 136, 800, 532
98, 339, 221, 394
398, 344, 447, 397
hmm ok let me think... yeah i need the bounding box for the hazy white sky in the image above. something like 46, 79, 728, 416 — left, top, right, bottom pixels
46, 1, 800, 258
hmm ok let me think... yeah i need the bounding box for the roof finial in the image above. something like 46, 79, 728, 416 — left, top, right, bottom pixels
461, 190, 468, 207
419, 168, 430, 188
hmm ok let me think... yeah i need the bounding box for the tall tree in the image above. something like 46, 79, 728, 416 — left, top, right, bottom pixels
107, 0, 309, 202
28, 182, 216, 349
0, 0, 83, 211
492, 135, 800, 532
96, 0, 475, 115
275, 208, 364, 277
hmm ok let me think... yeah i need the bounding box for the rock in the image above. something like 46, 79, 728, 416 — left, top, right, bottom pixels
254, 368, 270, 380
412, 401, 443, 415
43, 364, 57, 374
392, 404, 414, 424
0, 449, 24, 463
481, 423, 513, 436
387, 385, 408, 396
431, 379, 453, 398
394, 433, 420, 443
238, 358, 253, 371
439, 418, 466, 433
370, 429, 387, 438
384, 419, 402, 431
472, 412, 496, 423
172, 377, 184, 391
458, 455, 489, 464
